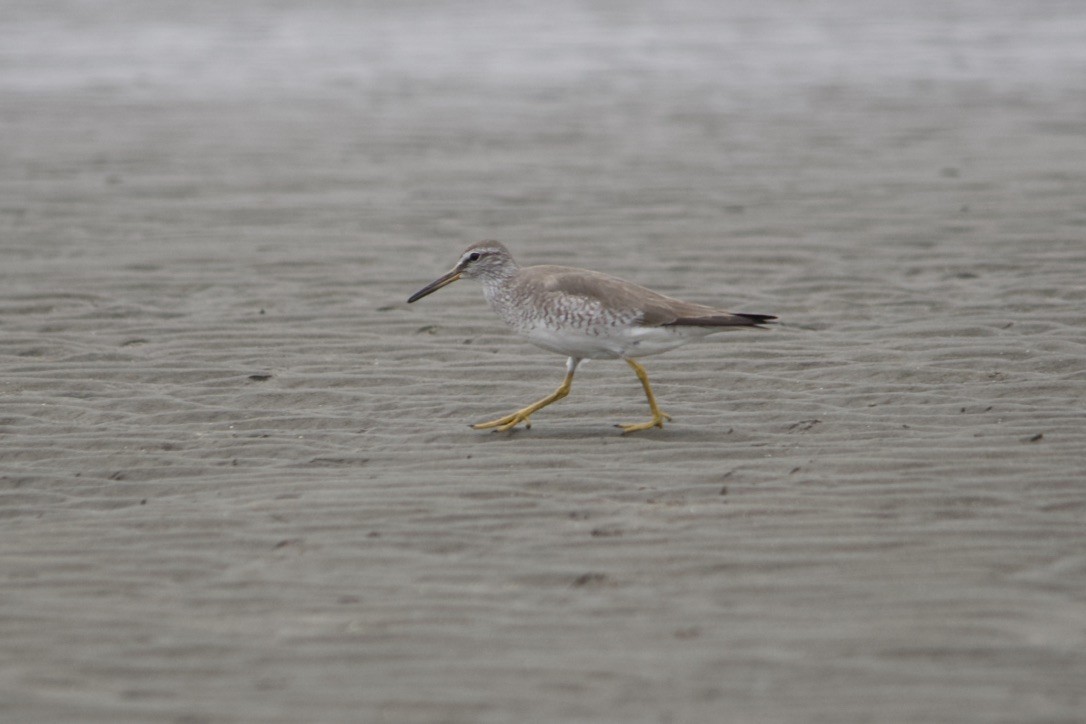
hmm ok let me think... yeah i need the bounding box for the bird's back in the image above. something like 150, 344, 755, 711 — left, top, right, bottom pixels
511, 264, 772, 329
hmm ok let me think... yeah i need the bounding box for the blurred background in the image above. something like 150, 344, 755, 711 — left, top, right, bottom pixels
5, 0, 1084, 267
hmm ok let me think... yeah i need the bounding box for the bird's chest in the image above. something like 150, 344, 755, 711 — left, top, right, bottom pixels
484, 285, 639, 358
487, 285, 626, 331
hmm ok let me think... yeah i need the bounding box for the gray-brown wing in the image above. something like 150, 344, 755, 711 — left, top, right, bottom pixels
533, 265, 776, 328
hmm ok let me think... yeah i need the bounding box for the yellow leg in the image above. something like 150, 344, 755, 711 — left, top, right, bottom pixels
472, 358, 578, 432
617, 358, 672, 433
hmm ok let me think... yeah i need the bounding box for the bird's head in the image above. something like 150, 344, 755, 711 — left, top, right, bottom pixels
407, 241, 516, 303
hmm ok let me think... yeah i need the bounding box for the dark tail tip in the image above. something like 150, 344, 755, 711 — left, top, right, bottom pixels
737, 313, 778, 327
666, 312, 778, 328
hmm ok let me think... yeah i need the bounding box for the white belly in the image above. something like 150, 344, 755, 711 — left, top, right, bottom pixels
519, 323, 712, 360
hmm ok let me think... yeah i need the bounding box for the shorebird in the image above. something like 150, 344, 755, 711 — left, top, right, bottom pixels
407, 241, 776, 433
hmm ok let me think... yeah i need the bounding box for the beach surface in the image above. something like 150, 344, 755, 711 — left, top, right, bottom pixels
2, 1, 1085, 722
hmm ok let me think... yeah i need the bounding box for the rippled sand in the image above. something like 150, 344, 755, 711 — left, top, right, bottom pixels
2, 1, 1085, 722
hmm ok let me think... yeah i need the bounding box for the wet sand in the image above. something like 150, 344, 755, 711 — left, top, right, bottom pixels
2, 1, 1085, 722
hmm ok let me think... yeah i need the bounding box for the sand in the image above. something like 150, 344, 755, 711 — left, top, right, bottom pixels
2, 1, 1085, 722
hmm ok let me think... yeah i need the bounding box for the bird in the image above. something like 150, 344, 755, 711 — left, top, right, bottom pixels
407, 241, 776, 433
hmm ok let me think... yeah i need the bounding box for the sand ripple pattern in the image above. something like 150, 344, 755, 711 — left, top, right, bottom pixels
2, 1, 1085, 722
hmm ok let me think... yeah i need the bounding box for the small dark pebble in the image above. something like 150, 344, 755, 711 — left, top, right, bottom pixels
572, 573, 608, 587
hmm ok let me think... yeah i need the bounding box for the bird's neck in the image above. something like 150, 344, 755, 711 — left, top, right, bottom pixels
481, 274, 513, 302
479, 263, 519, 289
481, 270, 524, 326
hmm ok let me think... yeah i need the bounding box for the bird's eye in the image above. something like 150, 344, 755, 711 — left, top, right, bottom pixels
468, 252, 481, 262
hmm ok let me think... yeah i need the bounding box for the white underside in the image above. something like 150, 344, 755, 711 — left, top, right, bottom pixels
520, 323, 717, 360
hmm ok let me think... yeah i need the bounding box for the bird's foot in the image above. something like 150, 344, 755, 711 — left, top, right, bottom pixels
616, 411, 672, 434
471, 409, 533, 432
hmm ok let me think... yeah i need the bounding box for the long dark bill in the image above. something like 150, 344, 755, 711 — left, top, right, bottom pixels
407, 269, 461, 303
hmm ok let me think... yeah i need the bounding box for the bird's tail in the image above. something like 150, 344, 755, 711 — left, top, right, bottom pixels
668, 312, 777, 329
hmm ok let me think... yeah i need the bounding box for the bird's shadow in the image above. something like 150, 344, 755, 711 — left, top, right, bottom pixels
460, 423, 748, 444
